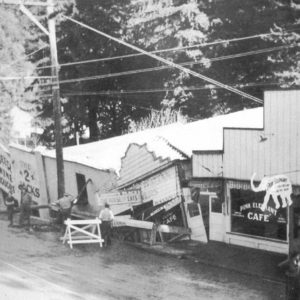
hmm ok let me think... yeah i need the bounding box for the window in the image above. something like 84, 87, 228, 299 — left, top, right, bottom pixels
76, 173, 88, 205
231, 189, 287, 241
211, 196, 222, 213
187, 202, 200, 217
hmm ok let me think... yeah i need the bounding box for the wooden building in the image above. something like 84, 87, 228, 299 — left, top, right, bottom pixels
0, 101, 272, 247
192, 90, 300, 254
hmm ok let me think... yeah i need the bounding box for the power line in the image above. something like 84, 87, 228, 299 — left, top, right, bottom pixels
36, 43, 296, 87
0, 44, 49, 72
61, 82, 282, 97
0, 75, 54, 81
35, 30, 298, 71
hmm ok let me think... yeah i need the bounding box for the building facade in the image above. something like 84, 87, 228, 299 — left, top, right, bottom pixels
191, 90, 300, 254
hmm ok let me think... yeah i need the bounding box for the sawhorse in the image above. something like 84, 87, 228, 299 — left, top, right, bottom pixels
62, 218, 104, 249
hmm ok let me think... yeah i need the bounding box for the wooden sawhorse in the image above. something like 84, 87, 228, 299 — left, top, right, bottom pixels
62, 218, 104, 249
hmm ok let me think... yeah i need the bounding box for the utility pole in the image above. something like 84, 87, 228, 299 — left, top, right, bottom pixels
1, 0, 65, 198
47, 0, 65, 198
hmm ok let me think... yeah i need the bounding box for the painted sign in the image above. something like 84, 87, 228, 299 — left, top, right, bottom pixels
0, 146, 14, 194
97, 189, 142, 206
130, 166, 180, 206
14, 158, 40, 202
238, 202, 276, 223
233, 201, 286, 224
250, 173, 292, 211
161, 204, 183, 226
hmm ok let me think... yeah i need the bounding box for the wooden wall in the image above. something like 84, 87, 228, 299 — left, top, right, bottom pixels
223, 90, 300, 184
118, 143, 171, 187
193, 90, 300, 185
43, 156, 118, 209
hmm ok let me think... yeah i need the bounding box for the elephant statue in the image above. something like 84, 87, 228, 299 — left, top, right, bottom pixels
250, 173, 293, 211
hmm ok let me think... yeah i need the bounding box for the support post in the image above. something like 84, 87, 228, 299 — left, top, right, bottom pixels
287, 203, 295, 299
47, 0, 65, 198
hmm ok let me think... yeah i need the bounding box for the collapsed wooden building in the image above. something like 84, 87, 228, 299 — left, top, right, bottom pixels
1, 89, 300, 254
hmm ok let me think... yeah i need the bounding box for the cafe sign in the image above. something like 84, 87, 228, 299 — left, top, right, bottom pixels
237, 201, 286, 224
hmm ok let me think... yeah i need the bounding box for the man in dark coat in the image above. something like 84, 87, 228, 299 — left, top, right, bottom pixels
279, 252, 300, 300
4, 192, 16, 227
56, 193, 77, 233
19, 189, 33, 231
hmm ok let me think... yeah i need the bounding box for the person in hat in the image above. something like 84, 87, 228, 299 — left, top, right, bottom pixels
19, 189, 33, 231
99, 203, 114, 246
4, 192, 16, 227
57, 193, 77, 233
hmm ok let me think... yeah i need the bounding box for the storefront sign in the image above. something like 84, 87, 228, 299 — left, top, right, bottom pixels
250, 173, 293, 211
235, 202, 271, 223
231, 188, 287, 241
0, 146, 14, 194
97, 190, 142, 206
17, 160, 40, 199
130, 166, 180, 206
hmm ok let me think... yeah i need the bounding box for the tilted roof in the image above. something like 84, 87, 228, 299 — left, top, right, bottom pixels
40, 107, 263, 174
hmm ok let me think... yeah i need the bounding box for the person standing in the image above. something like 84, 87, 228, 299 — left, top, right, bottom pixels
19, 189, 33, 231
99, 203, 114, 246
57, 193, 77, 233
4, 193, 16, 227
279, 252, 300, 300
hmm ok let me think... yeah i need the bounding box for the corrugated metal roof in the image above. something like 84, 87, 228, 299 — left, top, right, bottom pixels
41, 107, 263, 173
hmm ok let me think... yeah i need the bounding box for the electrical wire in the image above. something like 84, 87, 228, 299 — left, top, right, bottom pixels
0, 44, 49, 71
36, 43, 296, 88
35, 27, 300, 71
35, 32, 273, 70
60, 82, 282, 97
0, 75, 54, 81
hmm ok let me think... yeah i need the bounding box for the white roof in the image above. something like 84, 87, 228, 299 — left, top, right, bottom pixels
42, 107, 263, 173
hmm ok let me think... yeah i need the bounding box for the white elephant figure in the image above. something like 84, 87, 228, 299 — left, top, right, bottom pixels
250, 173, 293, 211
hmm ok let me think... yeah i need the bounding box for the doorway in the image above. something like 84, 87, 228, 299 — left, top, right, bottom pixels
76, 173, 88, 205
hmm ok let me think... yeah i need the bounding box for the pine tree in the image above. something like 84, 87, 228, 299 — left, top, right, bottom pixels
0, 6, 37, 146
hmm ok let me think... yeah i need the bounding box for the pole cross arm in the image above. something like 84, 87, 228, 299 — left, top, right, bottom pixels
0, 0, 49, 6
19, 4, 49, 35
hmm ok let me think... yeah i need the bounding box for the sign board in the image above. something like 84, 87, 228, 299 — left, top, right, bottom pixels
130, 166, 181, 206
250, 173, 293, 211
235, 201, 286, 223
147, 197, 182, 219
0, 145, 14, 194
97, 189, 142, 206
14, 157, 41, 203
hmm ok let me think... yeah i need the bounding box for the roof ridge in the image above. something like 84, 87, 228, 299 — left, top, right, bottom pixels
157, 136, 190, 159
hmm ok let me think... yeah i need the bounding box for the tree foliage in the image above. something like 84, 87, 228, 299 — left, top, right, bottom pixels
3, 0, 300, 147
0, 6, 38, 146
126, 0, 300, 119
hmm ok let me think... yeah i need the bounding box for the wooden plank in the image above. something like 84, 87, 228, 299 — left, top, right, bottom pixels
63, 218, 104, 248
150, 224, 157, 246
68, 240, 103, 244
65, 219, 101, 225
113, 217, 154, 230
157, 224, 191, 235
168, 233, 189, 243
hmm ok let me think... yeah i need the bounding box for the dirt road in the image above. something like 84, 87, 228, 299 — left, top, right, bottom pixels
0, 218, 284, 299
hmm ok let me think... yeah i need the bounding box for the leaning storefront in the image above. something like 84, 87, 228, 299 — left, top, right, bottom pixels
191, 89, 300, 254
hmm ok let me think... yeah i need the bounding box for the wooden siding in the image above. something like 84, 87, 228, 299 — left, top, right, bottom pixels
118, 143, 171, 187
222, 90, 300, 185
10, 147, 41, 203
127, 165, 181, 206
192, 152, 223, 178
43, 156, 118, 209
